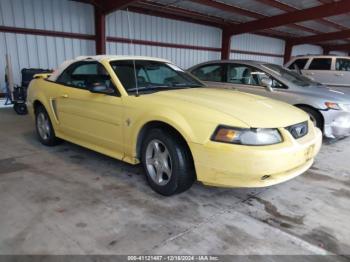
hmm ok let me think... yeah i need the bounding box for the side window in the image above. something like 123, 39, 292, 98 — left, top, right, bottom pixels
288, 58, 308, 70
308, 58, 332, 70
270, 78, 286, 89
110, 61, 136, 90
57, 62, 114, 90
227, 64, 260, 85
336, 59, 350, 71
192, 64, 225, 82
228, 64, 287, 89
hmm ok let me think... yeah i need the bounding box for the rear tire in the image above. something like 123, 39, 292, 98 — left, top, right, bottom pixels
141, 128, 195, 196
35, 106, 61, 146
13, 103, 28, 115
297, 106, 323, 130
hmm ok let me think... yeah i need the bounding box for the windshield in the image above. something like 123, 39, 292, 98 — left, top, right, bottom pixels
262, 63, 321, 87
110, 60, 203, 94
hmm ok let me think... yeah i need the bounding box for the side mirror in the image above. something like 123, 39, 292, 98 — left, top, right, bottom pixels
260, 77, 274, 92
89, 82, 114, 95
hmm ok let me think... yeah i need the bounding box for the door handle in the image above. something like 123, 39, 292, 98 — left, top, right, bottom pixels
61, 94, 69, 98
305, 72, 314, 75
335, 73, 344, 77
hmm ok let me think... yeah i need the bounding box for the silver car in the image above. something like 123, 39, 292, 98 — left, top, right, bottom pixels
285, 55, 350, 88
188, 60, 350, 139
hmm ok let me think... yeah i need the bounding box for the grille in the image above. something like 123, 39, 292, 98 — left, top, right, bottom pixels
286, 121, 308, 139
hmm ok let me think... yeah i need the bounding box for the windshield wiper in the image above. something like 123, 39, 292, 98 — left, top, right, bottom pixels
128, 83, 202, 92
128, 83, 203, 92
171, 83, 203, 87
128, 85, 181, 92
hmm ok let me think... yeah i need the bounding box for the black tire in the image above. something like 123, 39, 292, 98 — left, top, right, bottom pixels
35, 105, 61, 146
13, 103, 28, 115
298, 106, 323, 131
141, 128, 195, 196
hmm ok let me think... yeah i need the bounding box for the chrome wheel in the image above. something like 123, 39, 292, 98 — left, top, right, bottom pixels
37, 112, 51, 140
145, 139, 172, 186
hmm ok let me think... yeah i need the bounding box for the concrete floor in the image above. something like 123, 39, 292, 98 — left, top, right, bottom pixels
0, 108, 350, 258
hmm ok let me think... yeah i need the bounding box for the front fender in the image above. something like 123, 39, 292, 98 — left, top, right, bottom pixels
293, 99, 327, 111
124, 108, 213, 162
283, 91, 328, 110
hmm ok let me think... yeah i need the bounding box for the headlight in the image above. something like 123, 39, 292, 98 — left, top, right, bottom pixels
325, 102, 350, 111
325, 102, 341, 110
211, 126, 282, 145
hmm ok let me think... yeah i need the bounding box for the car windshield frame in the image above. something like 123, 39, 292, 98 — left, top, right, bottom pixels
109, 60, 204, 95
262, 63, 321, 87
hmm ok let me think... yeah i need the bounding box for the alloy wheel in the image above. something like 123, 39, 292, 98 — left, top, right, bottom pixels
145, 139, 172, 186
37, 112, 51, 140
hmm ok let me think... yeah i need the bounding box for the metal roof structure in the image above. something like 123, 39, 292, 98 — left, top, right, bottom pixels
69, 1, 350, 61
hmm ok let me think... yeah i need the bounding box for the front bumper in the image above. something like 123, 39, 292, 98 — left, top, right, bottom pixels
189, 122, 322, 188
321, 110, 350, 139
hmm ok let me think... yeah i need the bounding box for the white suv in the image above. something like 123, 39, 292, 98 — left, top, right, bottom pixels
285, 55, 350, 87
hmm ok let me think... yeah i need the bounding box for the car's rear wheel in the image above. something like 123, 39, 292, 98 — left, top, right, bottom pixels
298, 106, 323, 130
141, 128, 195, 196
13, 102, 28, 115
35, 106, 61, 146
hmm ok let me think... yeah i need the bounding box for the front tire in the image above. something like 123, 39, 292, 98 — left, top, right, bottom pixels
35, 106, 61, 146
298, 106, 323, 130
141, 128, 195, 196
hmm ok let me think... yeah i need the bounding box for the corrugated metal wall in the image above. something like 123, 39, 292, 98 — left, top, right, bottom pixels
0, 0, 329, 93
106, 10, 221, 69
0, 0, 95, 90
291, 44, 323, 57
230, 34, 285, 65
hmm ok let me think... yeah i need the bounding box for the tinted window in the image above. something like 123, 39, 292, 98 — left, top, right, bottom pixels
336, 58, 350, 71
288, 58, 308, 70
228, 64, 287, 89
308, 58, 331, 70
110, 60, 203, 93
192, 64, 225, 82
227, 64, 260, 85
57, 62, 114, 90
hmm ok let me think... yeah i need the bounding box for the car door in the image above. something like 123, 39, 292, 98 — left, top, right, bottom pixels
304, 57, 335, 85
334, 58, 350, 87
54, 61, 124, 159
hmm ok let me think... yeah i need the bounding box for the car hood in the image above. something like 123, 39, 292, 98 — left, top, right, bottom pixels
294, 85, 350, 103
152, 87, 307, 128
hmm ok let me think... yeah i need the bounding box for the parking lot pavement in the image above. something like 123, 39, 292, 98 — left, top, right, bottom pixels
0, 108, 349, 258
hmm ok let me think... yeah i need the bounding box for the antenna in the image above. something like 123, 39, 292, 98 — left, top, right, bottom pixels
126, 8, 139, 96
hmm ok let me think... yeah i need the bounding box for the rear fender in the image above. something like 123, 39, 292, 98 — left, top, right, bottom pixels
28, 79, 60, 129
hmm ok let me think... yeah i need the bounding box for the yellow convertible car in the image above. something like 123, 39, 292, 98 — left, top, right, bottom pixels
27, 56, 322, 196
